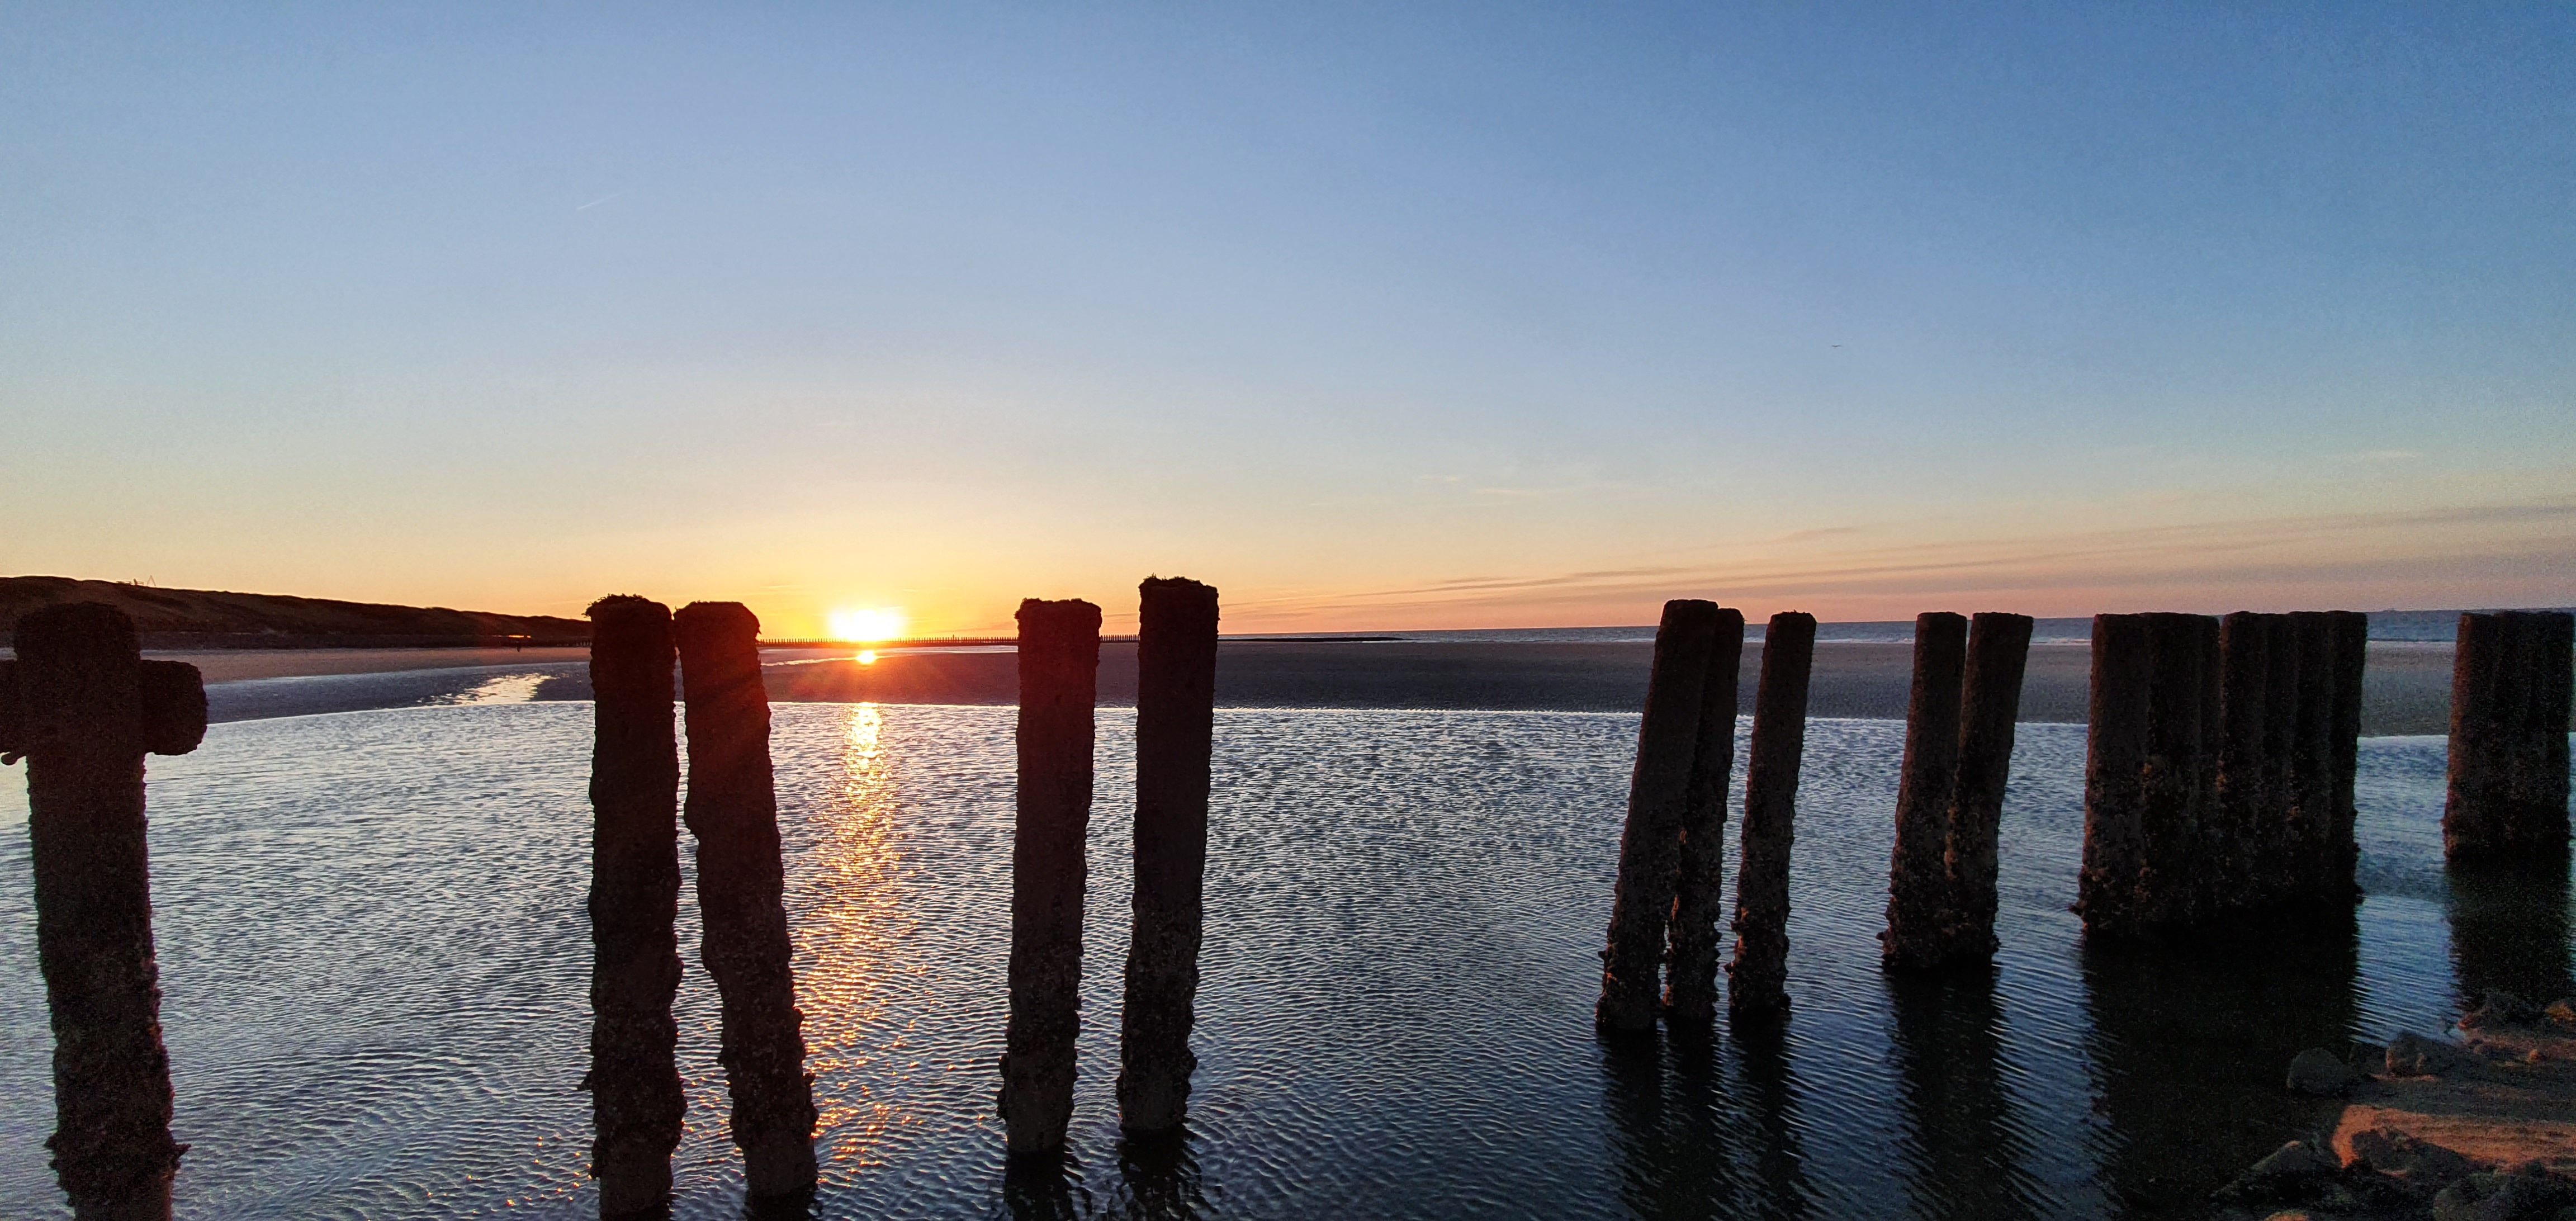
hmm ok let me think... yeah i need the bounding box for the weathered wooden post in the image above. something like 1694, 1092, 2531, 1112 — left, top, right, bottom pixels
1596, 599, 1720, 1033
1939, 612, 2033, 963
1664, 607, 1746, 1023
2078, 614, 2151, 938
2449, 610, 2575, 862
672, 602, 817, 1198
1002, 598, 1102, 1153
1882, 612, 1967, 971
2136, 614, 2217, 927
1728, 611, 1815, 1016
2521, 612, 2574, 850
0, 603, 203, 1221
2212, 612, 2270, 916
2326, 611, 2368, 898
2258, 614, 2304, 901
2284, 612, 2337, 900
1119, 578, 1218, 1134
583, 596, 685, 1215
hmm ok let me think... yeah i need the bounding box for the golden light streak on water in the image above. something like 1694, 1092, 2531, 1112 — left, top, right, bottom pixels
795, 703, 919, 1168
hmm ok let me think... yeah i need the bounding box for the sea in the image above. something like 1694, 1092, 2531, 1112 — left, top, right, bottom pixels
0, 631, 2569, 1219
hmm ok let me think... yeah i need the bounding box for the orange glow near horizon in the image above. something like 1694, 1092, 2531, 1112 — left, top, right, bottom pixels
828, 607, 907, 643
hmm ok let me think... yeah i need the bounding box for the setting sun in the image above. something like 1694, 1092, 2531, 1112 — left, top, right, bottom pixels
828, 607, 906, 643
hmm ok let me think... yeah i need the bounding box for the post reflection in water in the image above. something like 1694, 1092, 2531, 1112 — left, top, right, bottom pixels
1598, 1021, 1813, 1220
2078, 907, 2360, 1220
1885, 967, 2043, 1221
795, 703, 915, 1169
2446, 855, 2575, 1011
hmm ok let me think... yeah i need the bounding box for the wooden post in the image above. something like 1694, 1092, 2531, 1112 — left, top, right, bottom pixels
2326, 611, 2369, 898
673, 602, 817, 1197
2260, 614, 2304, 901
2213, 612, 2271, 916
1665, 607, 1746, 1023
2286, 612, 2336, 898
2135, 614, 2215, 927
1596, 600, 1720, 1032
1882, 612, 1967, 971
2079, 614, 2151, 938
1002, 598, 1101, 1153
2516, 612, 2573, 853
584, 596, 685, 1216
0, 603, 203, 1221
1728, 612, 1815, 1016
1119, 578, 1218, 1134
1939, 612, 2033, 964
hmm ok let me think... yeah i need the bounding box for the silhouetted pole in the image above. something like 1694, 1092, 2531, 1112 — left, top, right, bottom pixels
1882, 613, 1967, 971
673, 602, 817, 1198
2213, 613, 2271, 915
2326, 611, 2368, 898
2078, 614, 2152, 938
584, 596, 685, 1216
0, 603, 203, 1221
1664, 607, 1746, 1023
2260, 614, 2304, 901
1596, 599, 1720, 1033
1729, 612, 1815, 1016
1119, 578, 1218, 1135
1940, 612, 2033, 964
2138, 614, 2216, 927
2522, 613, 2574, 851
2448, 610, 2575, 862
2285, 613, 2337, 898
1002, 598, 1102, 1153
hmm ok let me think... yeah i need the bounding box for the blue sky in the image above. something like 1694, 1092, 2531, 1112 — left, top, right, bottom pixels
6, 3, 2571, 632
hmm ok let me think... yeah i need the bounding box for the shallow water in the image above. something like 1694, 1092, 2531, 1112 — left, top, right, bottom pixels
0, 705, 2566, 1219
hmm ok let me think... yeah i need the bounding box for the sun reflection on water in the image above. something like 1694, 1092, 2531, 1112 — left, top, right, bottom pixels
793, 702, 922, 1168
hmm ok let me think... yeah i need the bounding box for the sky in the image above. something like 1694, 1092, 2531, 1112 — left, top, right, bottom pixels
4, 3, 2572, 637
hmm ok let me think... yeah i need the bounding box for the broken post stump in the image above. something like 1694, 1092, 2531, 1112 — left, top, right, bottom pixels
1664, 606, 1746, 1023
0, 603, 202, 1221
2447, 610, 2575, 862
1729, 611, 1815, 1017
673, 602, 817, 1198
1119, 578, 1218, 1134
1882, 612, 1968, 972
1939, 612, 2033, 964
1002, 598, 1102, 1154
584, 596, 685, 1216
1597, 599, 1720, 1033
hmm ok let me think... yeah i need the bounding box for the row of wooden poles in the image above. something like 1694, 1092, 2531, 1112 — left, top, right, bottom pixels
0, 581, 1223, 1220
591, 577, 1223, 1212
2, 598, 2568, 1215
1599, 604, 2575, 1031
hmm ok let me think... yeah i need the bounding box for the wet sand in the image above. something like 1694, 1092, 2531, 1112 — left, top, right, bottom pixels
152, 641, 2463, 734
140, 647, 591, 683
